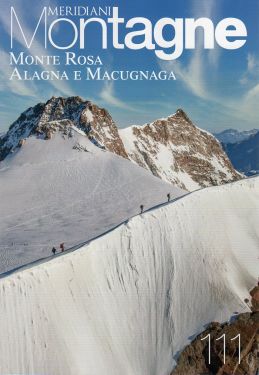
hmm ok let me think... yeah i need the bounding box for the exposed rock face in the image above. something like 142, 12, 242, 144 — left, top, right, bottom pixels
250, 286, 259, 313
119, 109, 242, 191
0, 96, 128, 161
171, 312, 259, 375
1, 98, 241, 191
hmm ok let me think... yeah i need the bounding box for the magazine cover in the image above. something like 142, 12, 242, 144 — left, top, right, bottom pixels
0, 0, 258, 374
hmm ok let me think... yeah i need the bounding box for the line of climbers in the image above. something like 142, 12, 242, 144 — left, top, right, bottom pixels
51, 193, 172, 255
52, 242, 65, 255
140, 193, 171, 214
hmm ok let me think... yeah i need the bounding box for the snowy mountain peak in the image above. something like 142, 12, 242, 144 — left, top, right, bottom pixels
139, 109, 192, 130
174, 108, 193, 124
120, 110, 241, 190
1, 97, 241, 191
0, 96, 128, 161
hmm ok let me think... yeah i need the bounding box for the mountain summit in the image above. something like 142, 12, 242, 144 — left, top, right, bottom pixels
0, 96, 127, 161
120, 109, 241, 190
0, 96, 241, 191
0, 111, 184, 273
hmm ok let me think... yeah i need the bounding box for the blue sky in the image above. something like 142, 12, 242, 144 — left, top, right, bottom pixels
0, 0, 258, 132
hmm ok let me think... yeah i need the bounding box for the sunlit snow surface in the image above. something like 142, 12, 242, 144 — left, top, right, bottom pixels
0, 130, 185, 274
0, 173, 258, 374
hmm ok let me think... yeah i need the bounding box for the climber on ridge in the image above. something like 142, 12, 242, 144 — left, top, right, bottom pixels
140, 204, 144, 214
167, 193, 171, 202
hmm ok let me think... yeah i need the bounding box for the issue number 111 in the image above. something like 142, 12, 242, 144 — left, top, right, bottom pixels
201, 333, 241, 365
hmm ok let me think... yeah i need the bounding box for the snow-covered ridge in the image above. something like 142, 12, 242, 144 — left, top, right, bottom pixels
0, 177, 258, 375
0, 129, 184, 274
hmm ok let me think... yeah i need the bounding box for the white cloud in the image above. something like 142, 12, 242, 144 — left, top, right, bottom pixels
0, 50, 37, 97
100, 82, 134, 110
159, 0, 259, 128
161, 55, 209, 101
240, 53, 259, 84
0, 1, 75, 97
247, 54, 257, 72
239, 54, 259, 106
159, 0, 219, 101
245, 83, 259, 102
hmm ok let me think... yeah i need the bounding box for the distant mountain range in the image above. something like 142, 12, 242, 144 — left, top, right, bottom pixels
223, 131, 259, 176
214, 128, 258, 144
214, 128, 259, 176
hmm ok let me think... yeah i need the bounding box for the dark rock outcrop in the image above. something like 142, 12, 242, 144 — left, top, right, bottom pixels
171, 285, 259, 375
171, 312, 259, 375
0, 96, 128, 161
1, 98, 241, 191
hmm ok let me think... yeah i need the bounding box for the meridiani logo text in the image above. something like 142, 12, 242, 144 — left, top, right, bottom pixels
10, 6, 248, 61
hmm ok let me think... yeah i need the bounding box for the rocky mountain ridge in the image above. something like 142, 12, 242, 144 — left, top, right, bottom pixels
0, 96, 127, 161
0, 96, 242, 191
171, 312, 259, 375
172, 285, 259, 375
120, 109, 241, 190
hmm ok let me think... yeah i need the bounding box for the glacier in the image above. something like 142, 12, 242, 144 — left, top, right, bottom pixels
0, 177, 258, 375
0, 129, 184, 274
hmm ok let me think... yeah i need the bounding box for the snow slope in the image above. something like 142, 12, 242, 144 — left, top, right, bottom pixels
0, 177, 258, 375
0, 129, 184, 274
